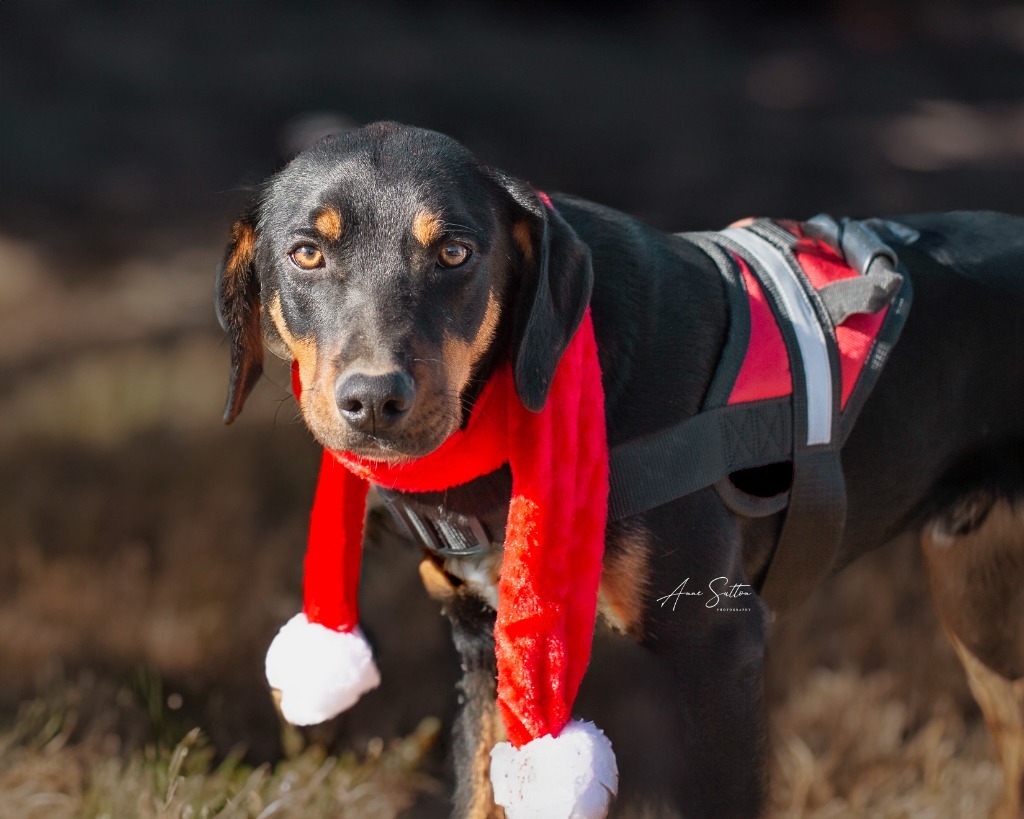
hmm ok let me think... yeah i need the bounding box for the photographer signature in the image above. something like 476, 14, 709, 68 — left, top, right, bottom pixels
656, 577, 753, 611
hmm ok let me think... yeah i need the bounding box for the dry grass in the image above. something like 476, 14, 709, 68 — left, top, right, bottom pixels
764, 536, 1005, 818
769, 669, 1000, 817
0, 674, 440, 819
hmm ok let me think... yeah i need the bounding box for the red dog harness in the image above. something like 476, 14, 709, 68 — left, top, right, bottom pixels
609, 215, 912, 612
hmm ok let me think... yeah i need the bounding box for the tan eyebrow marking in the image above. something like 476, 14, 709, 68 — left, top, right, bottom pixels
314, 207, 343, 242
412, 208, 443, 246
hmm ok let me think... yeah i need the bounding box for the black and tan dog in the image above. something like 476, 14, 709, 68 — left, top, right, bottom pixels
218, 121, 1024, 818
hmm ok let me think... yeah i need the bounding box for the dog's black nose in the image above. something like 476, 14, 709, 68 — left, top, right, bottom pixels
335, 371, 415, 434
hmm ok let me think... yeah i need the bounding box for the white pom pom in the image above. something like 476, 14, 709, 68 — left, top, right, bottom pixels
265, 613, 380, 726
490, 720, 618, 819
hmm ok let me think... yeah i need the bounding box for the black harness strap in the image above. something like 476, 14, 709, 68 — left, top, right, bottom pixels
607, 398, 792, 521
759, 446, 847, 612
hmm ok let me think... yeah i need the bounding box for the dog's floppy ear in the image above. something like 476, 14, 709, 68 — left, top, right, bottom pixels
496, 174, 594, 412
216, 204, 263, 424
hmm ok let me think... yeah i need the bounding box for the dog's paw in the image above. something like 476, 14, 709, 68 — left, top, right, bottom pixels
264, 613, 380, 725
489, 720, 618, 819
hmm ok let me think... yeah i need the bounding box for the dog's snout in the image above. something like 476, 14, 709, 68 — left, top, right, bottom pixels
336, 370, 416, 434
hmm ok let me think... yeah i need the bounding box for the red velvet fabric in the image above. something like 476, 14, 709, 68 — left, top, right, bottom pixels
304, 454, 369, 631
292, 311, 608, 748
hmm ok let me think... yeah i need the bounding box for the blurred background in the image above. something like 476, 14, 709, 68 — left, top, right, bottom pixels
2, 1, 1023, 816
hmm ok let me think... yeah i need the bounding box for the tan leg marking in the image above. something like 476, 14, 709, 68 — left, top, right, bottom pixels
467, 699, 506, 819
314, 207, 343, 242
922, 500, 1024, 677
922, 501, 1024, 819
412, 208, 443, 246
442, 292, 502, 396
950, 634, 1024, 819
599, 524, 651, 636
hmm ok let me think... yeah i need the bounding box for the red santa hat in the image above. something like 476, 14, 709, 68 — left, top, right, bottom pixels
265, 309, 617, 818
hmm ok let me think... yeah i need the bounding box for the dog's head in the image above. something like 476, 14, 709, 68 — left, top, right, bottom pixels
217, 122, 592, 460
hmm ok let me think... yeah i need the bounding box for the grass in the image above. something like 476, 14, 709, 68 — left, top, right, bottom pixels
768, 668, 1001, 817
0, 672, 441, 819
2, 662, 1001, 818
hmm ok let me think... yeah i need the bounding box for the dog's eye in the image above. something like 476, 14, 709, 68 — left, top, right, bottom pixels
437, 243, 471, 268
290, 245, 324, 270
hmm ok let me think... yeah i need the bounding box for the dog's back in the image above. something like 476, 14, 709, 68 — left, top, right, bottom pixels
883, 211, 1024, 298
837, 212, 1023, 556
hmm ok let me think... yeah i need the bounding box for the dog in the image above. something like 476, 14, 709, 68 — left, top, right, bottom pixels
217, 121, 1024, 818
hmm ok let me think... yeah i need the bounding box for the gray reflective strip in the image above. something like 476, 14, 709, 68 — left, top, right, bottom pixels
721, 227, 833, 446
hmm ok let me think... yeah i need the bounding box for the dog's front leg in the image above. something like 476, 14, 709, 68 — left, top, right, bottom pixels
420, 558, 505, 818
639, 495, 771, 818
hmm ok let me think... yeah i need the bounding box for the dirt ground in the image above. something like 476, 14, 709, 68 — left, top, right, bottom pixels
2, 1, 1023, 816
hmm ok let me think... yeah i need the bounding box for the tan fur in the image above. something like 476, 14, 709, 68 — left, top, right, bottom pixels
512, 220, 534, 264
412, 208, 443, 246
266, 293, 317, 381
442, 292, 501, 397
266, 293, 333, 424
418, 558, 457, 603
223, 221, 256, 293
314, 207, 343, 242
443, 551, 503, 611
950, 635, 1024, 819
466, 701, 507, 819
599, 525, 651, 636
922, 501, 1024, 678
922, 501, 1024, 819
